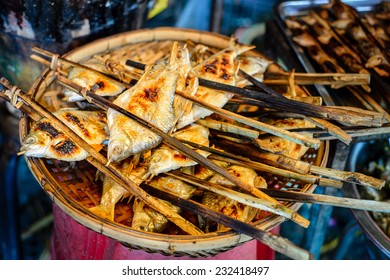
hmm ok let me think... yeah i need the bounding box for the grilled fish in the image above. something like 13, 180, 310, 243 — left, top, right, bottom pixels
202, 165, 265, 231
193, 159, 230, 181
147, 123, 210, 176
208, 164, 267, 189
131, 176, 196, 232
20, 109, 107, 161
236, 56, 270, 88
89, 162, 148, 221
63, 58, 126, 102
256, 118, 315, 159
175, 39, 254, 129
107, 42, 189, 162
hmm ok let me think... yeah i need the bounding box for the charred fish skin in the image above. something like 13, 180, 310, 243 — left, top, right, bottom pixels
21, 109, 107, 161
107, 42, 191, 163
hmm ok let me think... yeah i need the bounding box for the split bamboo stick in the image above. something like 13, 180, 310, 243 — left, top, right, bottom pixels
263, 72, 370, 87
169, 171, 390, 213
214, 138, 385, 190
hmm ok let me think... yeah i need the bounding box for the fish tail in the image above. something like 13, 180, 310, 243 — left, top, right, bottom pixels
89, 205, 115, 221
228, 36, 255, 56
168, 41, 190, 67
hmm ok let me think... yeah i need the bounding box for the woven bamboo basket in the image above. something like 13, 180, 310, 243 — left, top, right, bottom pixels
20, 27, 329, 257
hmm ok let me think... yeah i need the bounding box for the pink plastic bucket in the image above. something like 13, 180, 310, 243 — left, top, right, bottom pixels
50, 204, 276, 260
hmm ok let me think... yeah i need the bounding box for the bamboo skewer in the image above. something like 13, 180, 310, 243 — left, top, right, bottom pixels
212, 138, 385, 190
196, 119, 260, 139
239, 69, 353, 144
262, 72, 370, 87
208, 154, 343, 188
31, 47, 131, 89
180, 140, 343, 188
126, 58, 385, 127
305, 116, 352, 144
263, 188, 390, 213
168, 171, 390, 213
166, 170, 311, 216
141, 183, 312, 260
175, 90, 320, 149
315, 126, 390, 142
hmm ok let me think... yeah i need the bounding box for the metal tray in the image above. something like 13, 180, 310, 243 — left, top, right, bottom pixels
273, 0, 386, 107
346, 141, 390, 259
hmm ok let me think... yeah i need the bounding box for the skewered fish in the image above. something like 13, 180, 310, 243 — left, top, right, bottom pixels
202, 165, 266, 231
175, 39, 254, 129
286, 19, 346, 74
132, 176, 196, 232
20, 109, 107, 161
147, 123, 211, 176
256, 118, 316, 160
107, 42, 190, 162
63, 58, 126, 102
302, 12, 367, 75
193, 159, 230, 181
89, 162, 148, 221
326, 0, 390, 76
236, 56, 270, 88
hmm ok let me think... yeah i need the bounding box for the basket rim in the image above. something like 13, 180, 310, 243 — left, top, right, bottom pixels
20, 27, 330, 253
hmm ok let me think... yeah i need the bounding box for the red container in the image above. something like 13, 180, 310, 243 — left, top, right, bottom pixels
50, 204, 276, 260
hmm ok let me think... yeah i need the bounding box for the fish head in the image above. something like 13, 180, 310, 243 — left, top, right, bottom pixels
148, 148, 173, 176
21, 119, 86, 161
107, 137, 131, 163
20, 130, 51, 157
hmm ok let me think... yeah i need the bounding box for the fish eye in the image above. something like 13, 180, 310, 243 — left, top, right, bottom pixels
24, 136, 37, 145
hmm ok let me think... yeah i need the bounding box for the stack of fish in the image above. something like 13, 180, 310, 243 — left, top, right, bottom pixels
19, 38, 319, 234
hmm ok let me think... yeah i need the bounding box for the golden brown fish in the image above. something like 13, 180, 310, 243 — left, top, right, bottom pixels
208, 165, 267, 189
175, 39, 254, 129
236, 56, 270, 88
107, 42, 190, 162
193, 159, 230, 181
147, 123, 210, 176
89, 162, 148, 221
131, 176, 196, 232
20, 109, 107, 161
63, 58, 126, 102
257, 118, 316, 159
202, 165, 266, 231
